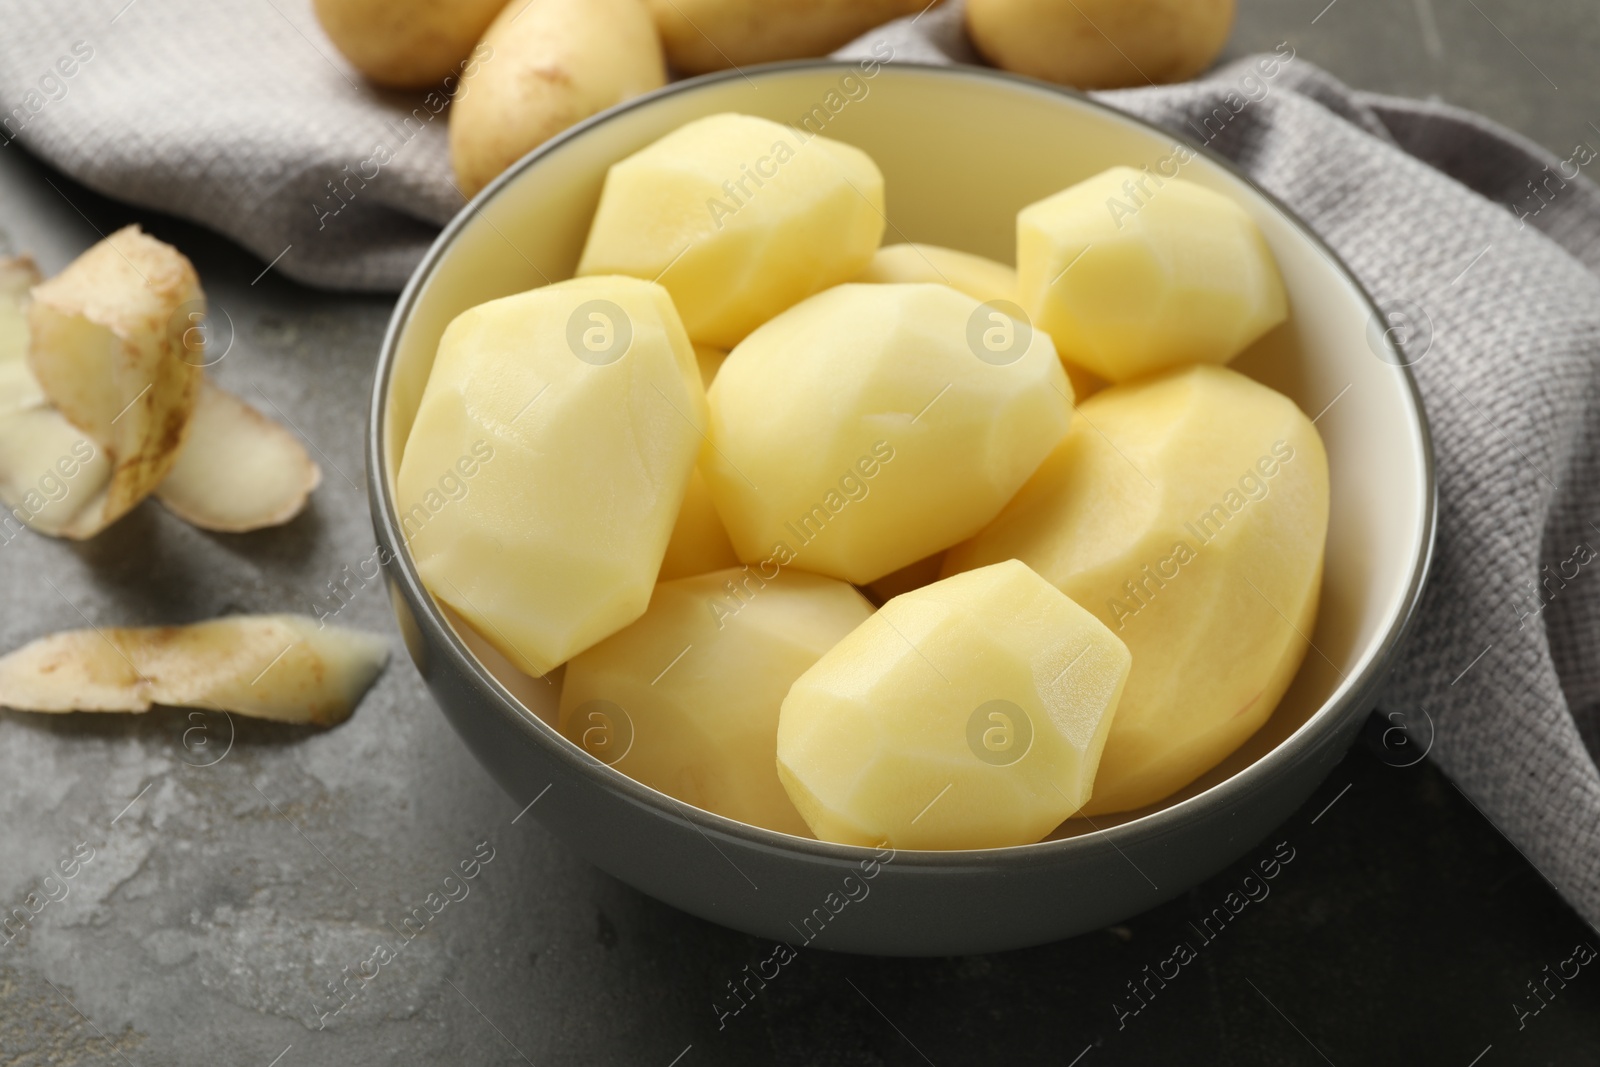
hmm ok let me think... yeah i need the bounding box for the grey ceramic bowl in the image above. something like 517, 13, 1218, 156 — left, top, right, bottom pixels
368, 61, 1435, 956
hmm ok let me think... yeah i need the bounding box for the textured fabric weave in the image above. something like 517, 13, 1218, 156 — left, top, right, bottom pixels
3, 0, 1599, 929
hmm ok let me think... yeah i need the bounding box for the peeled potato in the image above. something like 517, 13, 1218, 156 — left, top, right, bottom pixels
0, 615, 388, 726
692, 343, 727, 388
862, 552, 944, 606
560, 568, 874, 835
647, 0, 931, 75
661, 337, 740, 580
967, 0, 1235, 89
855, 243, 1018, 305
450, 0, 666, 198
25, 227, 203, 538
577, 113, 885, 349
1017, 167, 1287, 383
312, 0, 505, 89
703, 283, 1071, 584
658, 468, 740, 581
943, 365, 1328, 814
440, 604, 560, 726
399, 276, 706, 677
856, 242, 1105, 399
1060, 362, 1107, 404
777, 560, 1131, 849
154, 382, 321, 533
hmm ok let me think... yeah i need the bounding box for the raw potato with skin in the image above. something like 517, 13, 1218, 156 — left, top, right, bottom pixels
450, 0, 667, 198
0, 616, 389, 726
26, 226, 202, 538
312, 0, 506, 89
966, 0, 1235, 89
646, 0, 933, 75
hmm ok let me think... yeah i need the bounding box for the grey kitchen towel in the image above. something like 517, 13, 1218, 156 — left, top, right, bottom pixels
0, 0, 465, 290
4, 1, 1600, 931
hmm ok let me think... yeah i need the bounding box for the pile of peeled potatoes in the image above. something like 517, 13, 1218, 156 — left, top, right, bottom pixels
396, 111, 1327, 850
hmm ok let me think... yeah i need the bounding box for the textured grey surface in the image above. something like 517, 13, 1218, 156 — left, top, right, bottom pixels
2, 3, 1599, 1066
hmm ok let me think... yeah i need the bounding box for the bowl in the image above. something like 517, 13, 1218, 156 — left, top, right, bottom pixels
368, 61, 1435, 956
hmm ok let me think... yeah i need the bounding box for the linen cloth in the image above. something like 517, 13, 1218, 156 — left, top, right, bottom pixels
2, 0, 1599, 931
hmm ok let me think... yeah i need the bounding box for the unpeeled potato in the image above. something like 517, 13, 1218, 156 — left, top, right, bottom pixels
450, 0, 667, 198
966, 0, 1235, 89
646, 0, 932, 75
312, 0, 505, 89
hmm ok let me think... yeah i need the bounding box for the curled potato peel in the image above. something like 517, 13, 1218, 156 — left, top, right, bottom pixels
0, 231, 318, 539
0, 256, 43, 414
154, 381, 321, 533
25, 226, 203, 537
0, 615, 389, 727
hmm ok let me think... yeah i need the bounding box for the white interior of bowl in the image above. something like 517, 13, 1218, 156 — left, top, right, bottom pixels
380, 63, 1431, 836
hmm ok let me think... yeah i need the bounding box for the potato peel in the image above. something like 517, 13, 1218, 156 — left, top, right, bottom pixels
155, 381, 322, 532
0, 404, 111, 537
0, 256, 116, 538
0, 615, 390, 726
0, 255, 43, 414
0, 255, 40, 302
26, 226, 204, 536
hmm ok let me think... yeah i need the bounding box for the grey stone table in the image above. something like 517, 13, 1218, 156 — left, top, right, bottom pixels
2, 2, 1598, 1064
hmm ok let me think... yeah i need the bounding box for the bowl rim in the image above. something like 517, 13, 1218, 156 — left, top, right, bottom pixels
367, 58, 1438, 869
